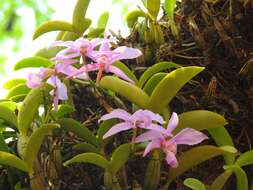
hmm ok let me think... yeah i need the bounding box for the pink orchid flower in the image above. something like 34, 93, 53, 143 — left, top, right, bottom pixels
50, 37, 115, 62
135, 112, 208, 168
73, 42, 142, 83
100, 109, 169, 139
27, 60, 88, 110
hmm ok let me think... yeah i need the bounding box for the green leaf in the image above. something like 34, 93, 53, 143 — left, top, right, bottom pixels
166, 145, 236, 184
10, 94, 27, 103
14, 56, 53, 71
164, 0, 178, 38
6, 84, 30, 100
113, 61, 138, 84
99, 76, 149, 109
0, 105, 17, 128
174, 110, 227, 134
0, 151, 28, 172
223, 165, 248, 190
33, 21, 74, 40
236, 150, 253, 167
143, 73, 167, 95
139, 61, 180, 88
125, 10, 148, 28
24, 124, 60, 171
64, 152, 109, 169
58, 118, 99, 147
184, 178, 206, 190
35, 47, 61, 59
97, 119, 119, 144
97, 11, 109, 29
210, 170, 233, 190
0, 134, 9, 152
87, 28, 105, 38
110, 144, 131, 174
73, 142, 100, 154
208, 126, 235, 164
0, 101, 17, 111
72, 0, 91, 34
56, 104, 75, 118
148, 66, 204, 113
3, 78, 26, 90
146, 0, 161, 19
18, 88, 42, 136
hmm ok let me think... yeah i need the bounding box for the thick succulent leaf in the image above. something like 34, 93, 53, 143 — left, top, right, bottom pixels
33, 21, 74, 40
164, 0, 178, 37
58, 118, 99, 147
97, 119, 119, 144
210, 170, 232, 190
0, 134, 8, 152
184, 178, 206, 190
166, 145, 236, 185
99, 76, 149, 109
146, 0, 161, 19
72, 142, 100, 154
97, 11, 109, 29
208, 126, 235, 164
143, 72, 167, 95
18, 88, 42, 136
139, 61, 180, 88
0, 151, 28, 172
10, 94, 27, 103
0, 101, 17, 111
55, 31, 66, 41
3, 78, 26, 90
35, 47, 61, 59
87, 28, 105, 38
72, 0, 91, 34
56, 104, 75, 118
24, 124, 60, 171
236, 150, 253, 167
110, 144, 131, 174
0, 105, 17, 128
6, 84, 30, 100
125, 10, 148, 28
64, 152, 109, 169
174, 110, 227, 134
148, 66, 204, 113
14, 56, 53, 71
113, 61, 138, 84
223, 165, 248, 190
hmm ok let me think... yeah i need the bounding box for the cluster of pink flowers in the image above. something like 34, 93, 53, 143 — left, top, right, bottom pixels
100, 110, 208, 168
27, 37, 142, 110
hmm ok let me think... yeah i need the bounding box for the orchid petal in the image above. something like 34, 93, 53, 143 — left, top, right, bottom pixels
99, 109, 131, 123
55, 78, 68, 100
165, 151, 178, 168
27, 73, 43, 88
50, 41, 75, 48
142, 124, 169, 136
112, 46, 142, 60
168, 128, 208, 145
103, 122, 132, 139
136, 130, 163, 143
166, 112, 179, 134
107, 65, 134, 83
59, 65, 89, 80
99, 42, 110, 51
143, 139, 161, 157
142, 110, 165, 124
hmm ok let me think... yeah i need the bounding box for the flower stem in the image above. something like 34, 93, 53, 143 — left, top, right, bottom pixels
96, 64, 104, 85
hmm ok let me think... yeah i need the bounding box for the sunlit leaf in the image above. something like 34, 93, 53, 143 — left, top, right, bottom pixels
113, 61, 138, 84
10, 94, 27, 103
35, 47, 61, 59
166, 145, 236, 185
87, 28, 105, 38
73, 142, 100, 154
125, 10, 148, 28
0, 134, 8, 152
164, 0, 178, 37
223, 165, 248, 190
0, 101, 17, 111
72, 0, 91, 34
210, 170, 232, 190
3, 78, 26, 90
148, 66, 204, 113
14, 56, 53, 71
110, 144, 131, 174
58, 118, 99, 147
56, 104, 75, 118
64, 152, 109, 169
208, 126, 235, 164
18, 88, 42, 136
97, 11, 109, 29
0, 105, 17, 128
24, 124, 60, 171
99, 76, 149, 109
143, 72, 167, 95
146, 0, 161, 19
0, 151, 28, 172
6, 84, 30, 100
33, 21, 74, 40
184, 178, 206, 190
236, 150, 253, 167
